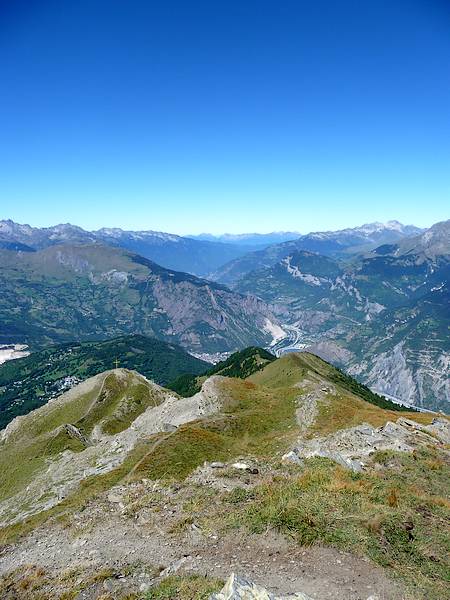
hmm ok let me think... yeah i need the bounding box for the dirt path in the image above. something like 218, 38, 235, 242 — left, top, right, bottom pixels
0, 510, 403, 600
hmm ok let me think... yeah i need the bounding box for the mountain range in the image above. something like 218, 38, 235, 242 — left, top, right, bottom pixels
211, 220, 423, 284
0, 217, 448, 412
0, 220, 255, 277
0, 219, 421, 278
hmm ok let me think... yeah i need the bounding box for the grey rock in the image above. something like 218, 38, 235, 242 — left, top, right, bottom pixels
64, 423, 91, 446
232, 462, 251, 470
210, 573, 313, 599
107, 493, 122, 503
159, 556, 189, 577
281, 451, 302, 465
162, 422, 178, 432
284, 418, 450, 472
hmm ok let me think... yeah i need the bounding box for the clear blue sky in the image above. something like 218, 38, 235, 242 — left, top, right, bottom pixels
0, 0, 449, 234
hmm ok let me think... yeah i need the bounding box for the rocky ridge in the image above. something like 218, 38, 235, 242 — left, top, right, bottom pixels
0, 370, 226, 527
0, 352, 448, 599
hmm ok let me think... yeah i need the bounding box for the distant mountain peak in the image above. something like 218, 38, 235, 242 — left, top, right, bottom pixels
307, 220, 422, 237
95, 227, 181, 241
384, 219, 404, 228
0, 219, 35, 236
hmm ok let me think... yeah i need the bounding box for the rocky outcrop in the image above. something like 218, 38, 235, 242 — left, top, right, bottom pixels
0, 343, 29, 365
210, 573, 313, 600
64, 423, 91, 446
283, 417, 450, 472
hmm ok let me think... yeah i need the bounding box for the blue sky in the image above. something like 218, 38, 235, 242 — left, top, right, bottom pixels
0, 0, 449, 234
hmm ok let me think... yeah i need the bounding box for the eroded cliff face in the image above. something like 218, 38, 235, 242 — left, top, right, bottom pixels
349, 342, 450, 412
350, 343, 418, 405
152, 278, 281, 351
296, 335, 449, 413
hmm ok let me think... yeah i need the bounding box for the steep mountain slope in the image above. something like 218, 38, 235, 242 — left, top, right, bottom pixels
237, 251, 345, 308
235, 250, 377, 345
0, 368, 226, 525
0, 353, 448, 599
0, 334, 209, 430
343, 223, 450, 410
323, 222, 450, 411
0, 244, 281, 353
212, 221, 423, 284
0, 220, 253, 277
234, 221, 450, 411
347, 284, 450, 409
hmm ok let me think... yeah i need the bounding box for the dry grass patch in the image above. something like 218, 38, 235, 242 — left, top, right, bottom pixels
308, 391, 439, 438
144, 575, 223, 600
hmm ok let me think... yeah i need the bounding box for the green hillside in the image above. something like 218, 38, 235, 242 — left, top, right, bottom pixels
168, 346, 405, 412
0, 334, 208, 430
167, 346, 276, 397
249, 352, 409, 412
0, 369, 173, 508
